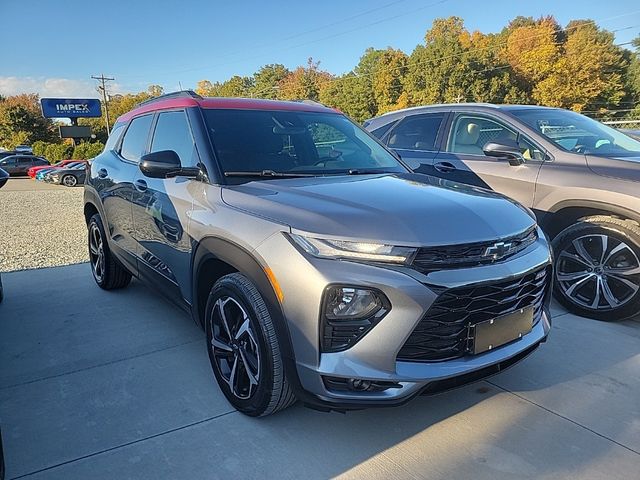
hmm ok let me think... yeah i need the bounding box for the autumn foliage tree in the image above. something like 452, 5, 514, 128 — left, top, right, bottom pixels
0, 94, 57, 148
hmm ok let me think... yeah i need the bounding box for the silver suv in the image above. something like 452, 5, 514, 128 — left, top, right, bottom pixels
366, 105, 640, 321
84, 92, 552, 416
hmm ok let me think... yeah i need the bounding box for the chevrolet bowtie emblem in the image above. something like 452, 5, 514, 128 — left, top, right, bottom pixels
484, 241, 514, 259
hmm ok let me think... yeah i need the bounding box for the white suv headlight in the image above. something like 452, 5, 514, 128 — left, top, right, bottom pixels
288, 233, 417, 264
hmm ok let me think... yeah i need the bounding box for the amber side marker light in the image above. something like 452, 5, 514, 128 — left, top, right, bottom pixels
264, 267, 284, 303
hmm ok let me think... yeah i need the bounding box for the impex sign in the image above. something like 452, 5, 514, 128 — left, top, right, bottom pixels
40, 98, 102, 118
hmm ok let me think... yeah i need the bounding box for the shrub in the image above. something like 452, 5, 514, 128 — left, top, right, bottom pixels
72, 142, 104, 160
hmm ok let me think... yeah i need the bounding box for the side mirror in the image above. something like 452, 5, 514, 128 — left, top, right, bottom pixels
483, 140, 525, 166
139, 150, 200, 179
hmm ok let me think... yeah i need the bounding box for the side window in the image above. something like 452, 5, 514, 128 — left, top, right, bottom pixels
104, 123, 126, 151
18, 157, 33, 165
0, 158, 15, 166
369, 122, 395, 140
150, 111, 197, 167
387, 113, 444, 151
448, 115, 546, 160
120, 115, 153, 162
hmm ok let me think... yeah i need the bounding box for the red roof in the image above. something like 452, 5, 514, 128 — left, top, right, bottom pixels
116, 97, 337, 123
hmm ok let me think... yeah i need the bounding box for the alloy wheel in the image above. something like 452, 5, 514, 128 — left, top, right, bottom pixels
63, 175, 77, 187
89, 223, 105, 283
556, 234, 640, 310
209, 296, 261, 399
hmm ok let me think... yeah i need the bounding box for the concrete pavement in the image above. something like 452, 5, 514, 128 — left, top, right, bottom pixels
1, 263, 638, 479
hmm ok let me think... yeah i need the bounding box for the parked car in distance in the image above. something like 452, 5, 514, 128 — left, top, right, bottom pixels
0, 155, 48, 176
0, 167, 7, 303
14, 144, 33, 154
365, 104, 640, 320
85, 91, 552, 416
28, 159, 77, 178
45, 163, 87, 186
35, 162, 82, 181
620, 128, 640, 141
35, 161, 85, 181
0, 151, 17, 161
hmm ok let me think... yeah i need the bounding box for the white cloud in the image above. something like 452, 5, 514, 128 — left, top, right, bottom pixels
0, 76, 127, 98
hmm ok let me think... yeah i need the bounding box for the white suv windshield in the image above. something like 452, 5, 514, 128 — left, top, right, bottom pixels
511, 108, 640, 157
204, 109, 406, 178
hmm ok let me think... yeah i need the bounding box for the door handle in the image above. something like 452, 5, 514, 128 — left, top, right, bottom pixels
434, 161, 457, 173
134, 179, 148, 192
97, 168, 108, 178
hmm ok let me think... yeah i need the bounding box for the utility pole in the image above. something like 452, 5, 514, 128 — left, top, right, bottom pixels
91, 74, 115, 134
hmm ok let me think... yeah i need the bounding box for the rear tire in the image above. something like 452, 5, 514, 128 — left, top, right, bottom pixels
552, 216, 640, 321
88, 213, 131, 290
205, 273, 296, 416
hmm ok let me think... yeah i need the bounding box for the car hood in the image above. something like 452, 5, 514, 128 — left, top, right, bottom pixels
221, 173, 536, 246
586, 155, 640, 182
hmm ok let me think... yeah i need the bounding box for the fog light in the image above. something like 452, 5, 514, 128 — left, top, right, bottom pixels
348, 378, 372, 391
326, 287, 382, 319
321, 286, 390, 352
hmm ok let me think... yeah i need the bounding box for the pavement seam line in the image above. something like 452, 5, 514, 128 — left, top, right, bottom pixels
9, 410, 238, 480
0, 338, 203, 391
486, 380, 640, 456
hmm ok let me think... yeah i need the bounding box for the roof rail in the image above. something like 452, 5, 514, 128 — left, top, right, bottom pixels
294, 99, 328, 107
135, 90, 202, 108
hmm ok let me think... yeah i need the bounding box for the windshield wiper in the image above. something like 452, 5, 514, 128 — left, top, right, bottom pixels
224, 170, 315, 178
345, 169, 390, 175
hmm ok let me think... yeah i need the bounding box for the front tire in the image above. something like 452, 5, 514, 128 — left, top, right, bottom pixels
205, 273, 296, 416
88, 214, 132, 290
552, 216, 640, 320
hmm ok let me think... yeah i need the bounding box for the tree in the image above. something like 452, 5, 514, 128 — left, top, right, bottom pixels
251, 64, 290, 99
195, 76, 253, 97
533, 21, 627, 111
147, 85, 164, 97
319, 75, 372, 122
503, 16, 562, 88
278, 58, 333, 101
372, 48, 409, 114
195, 80, 220, 96
0, 94, 58, 149
625, 35, 640, 114
405, 17, 476, 105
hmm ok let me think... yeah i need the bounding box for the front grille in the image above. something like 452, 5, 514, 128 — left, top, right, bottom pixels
398, 266, 550, 362
412, 227, 538, 272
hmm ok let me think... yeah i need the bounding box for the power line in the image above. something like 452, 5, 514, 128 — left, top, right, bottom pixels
117, 0, 450, 80
91, 74, 115, 134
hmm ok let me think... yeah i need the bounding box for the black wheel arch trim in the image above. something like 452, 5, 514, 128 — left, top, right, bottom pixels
191, 236, 319, 404
540, 200, 640, 236
83, 186, 107, 225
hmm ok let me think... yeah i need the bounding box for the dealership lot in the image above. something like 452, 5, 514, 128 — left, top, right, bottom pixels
0, 178, 87, 273
0, 263, 638, 479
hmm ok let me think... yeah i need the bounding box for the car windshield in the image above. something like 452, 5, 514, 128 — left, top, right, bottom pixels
510, 108, 640, 158
203, 109, 407, 180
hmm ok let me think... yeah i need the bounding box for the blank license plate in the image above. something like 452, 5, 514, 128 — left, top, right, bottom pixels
473, 306, 534, 355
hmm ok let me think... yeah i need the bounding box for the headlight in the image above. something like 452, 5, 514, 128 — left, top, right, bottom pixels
288, 233, 417, 264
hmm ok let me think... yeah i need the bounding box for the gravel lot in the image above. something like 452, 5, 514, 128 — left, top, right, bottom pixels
0, 179, 88, 272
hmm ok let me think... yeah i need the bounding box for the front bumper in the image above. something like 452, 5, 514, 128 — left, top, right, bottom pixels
255, 229, 552, 409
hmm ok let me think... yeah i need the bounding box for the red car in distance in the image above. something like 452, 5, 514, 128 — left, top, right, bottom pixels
28, 160, 85, 178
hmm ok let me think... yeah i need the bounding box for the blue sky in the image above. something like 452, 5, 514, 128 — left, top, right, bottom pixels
1, 0, 639, 98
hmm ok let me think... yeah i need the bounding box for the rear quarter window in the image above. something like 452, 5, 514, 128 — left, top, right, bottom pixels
120, 115, 153, 162
104, 123, 126, 151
